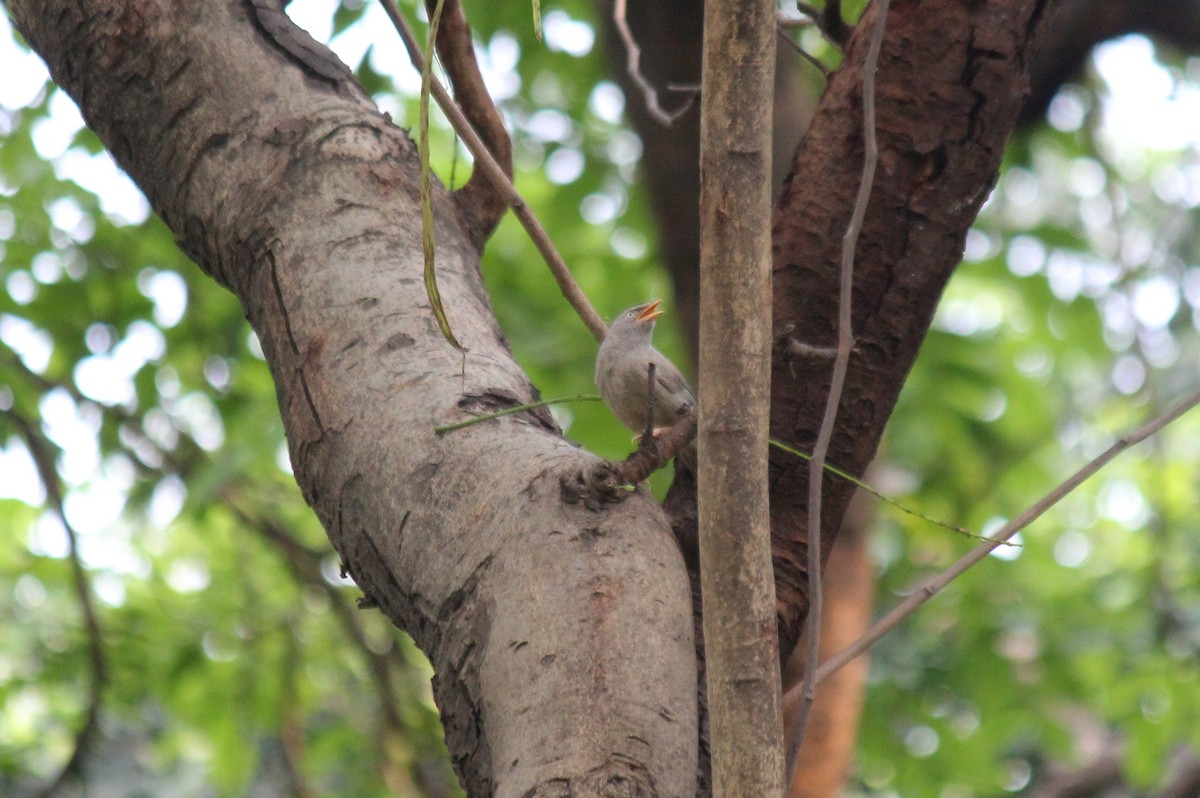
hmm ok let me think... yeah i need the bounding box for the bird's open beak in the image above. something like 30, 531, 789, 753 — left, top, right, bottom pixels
636, 299, 664, 322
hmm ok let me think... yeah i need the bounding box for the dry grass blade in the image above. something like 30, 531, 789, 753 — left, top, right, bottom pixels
380, 0, 607, 341
419, 0, 467, 353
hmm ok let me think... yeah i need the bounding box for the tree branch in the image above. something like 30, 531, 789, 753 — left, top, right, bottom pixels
815, 385, 1200, 686
380, 0, 608, 341
767, 0, 1057, 661
697, 0, 784, 793
612, 0, 699, 125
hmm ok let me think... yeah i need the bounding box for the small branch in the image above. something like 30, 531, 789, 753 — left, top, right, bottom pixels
620, 402, 695, 486
787, 0, 889, 781
11, 413, 108, 798
612, 0, 699, 126
776, 26, 831, 80
814, 384, 1200, 687
379, 0, 608, 342
579, 407, 697, 497
790, 0, 848, 47
1160, 749, 1200, 798
640, 362, 658, 444
777, 10, 815, 30
819, 0, 850, 47
774, 326, 839, 374
793, 1, 821, 19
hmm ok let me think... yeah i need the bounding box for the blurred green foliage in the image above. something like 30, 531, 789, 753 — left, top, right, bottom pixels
1, 1, 1199, 796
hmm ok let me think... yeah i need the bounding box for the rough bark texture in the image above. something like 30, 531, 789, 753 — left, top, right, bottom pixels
768, 0, 1057, 658
696, 0, 784, 795
5, 1, 698, 796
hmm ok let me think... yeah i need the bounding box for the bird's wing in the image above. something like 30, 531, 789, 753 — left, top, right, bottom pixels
652, 350, 696, 405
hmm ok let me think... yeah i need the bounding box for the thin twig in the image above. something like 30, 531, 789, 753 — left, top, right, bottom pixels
612, 0, 698, 126
12, 413, 108, 798
378, 0, 608, 341
614, 404, 696, 486
794, 1, 822, 19
423, 0, 511, 244
786, 0, 889, 782
776, 26, 831, 80
641, 362, 658, 443
813, 384, 1200, 687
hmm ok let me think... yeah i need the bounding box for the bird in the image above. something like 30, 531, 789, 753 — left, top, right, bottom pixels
595, 299, 697, 470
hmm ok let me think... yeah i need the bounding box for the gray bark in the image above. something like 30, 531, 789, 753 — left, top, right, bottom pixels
697, 0, 784, 795
4, 1, 698, 795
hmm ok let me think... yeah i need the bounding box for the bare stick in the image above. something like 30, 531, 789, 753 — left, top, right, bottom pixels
813, 384, 1200, 687
577, 405, 696, 496
641, 362, 658, 444
786, 0, 889, 782
379, 0, 608, 342
697, 0, 782, 791
612, 0, 698, 126
776, 26, 831, 80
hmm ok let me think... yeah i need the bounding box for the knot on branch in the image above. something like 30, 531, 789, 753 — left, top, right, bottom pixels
560, 405, 698, 507
774, 324, 844, 378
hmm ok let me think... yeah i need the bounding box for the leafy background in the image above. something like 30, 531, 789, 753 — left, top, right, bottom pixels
1, 0, 1199, 795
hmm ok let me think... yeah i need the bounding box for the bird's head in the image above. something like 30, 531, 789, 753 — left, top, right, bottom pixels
607, 299, 663, 344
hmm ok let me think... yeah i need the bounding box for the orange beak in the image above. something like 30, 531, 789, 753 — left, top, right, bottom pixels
636, 299, 664, 322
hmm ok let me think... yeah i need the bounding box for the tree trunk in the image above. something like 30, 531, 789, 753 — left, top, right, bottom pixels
7, 0, 1064, 794
5, 1, 697, 795
766, 0, 1057, 656
696, 0, 783, 795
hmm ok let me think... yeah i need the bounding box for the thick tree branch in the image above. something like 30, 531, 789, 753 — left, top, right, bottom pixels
5, 2, 698, 794
697, 0, 784, 794
768, 0, 1059, 659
